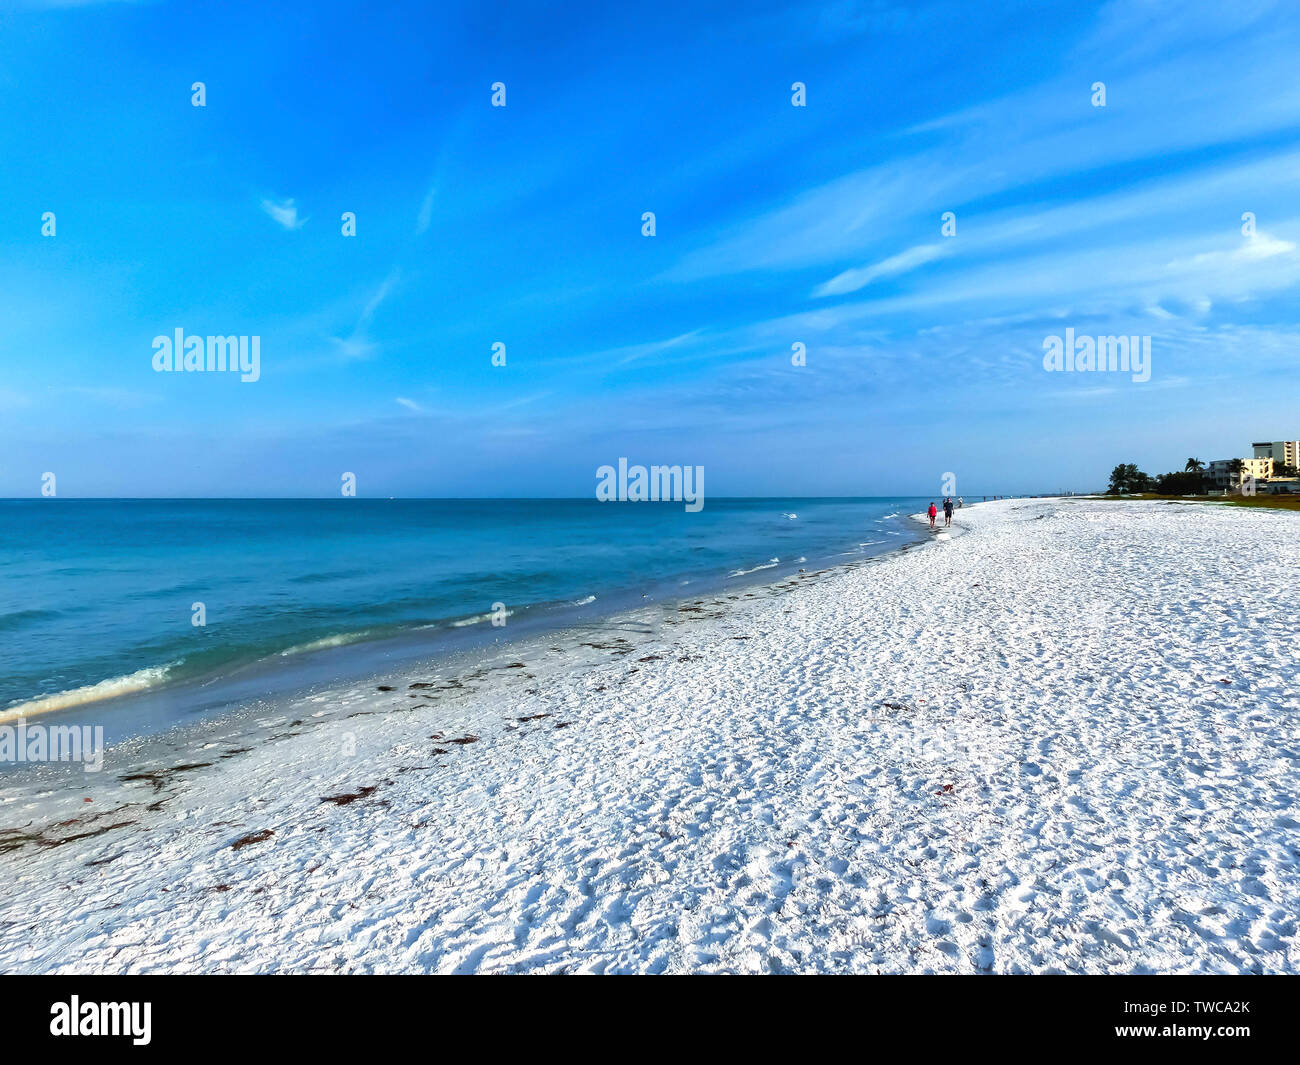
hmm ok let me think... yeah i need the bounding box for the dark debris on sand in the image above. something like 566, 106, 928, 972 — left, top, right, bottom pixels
231, 829, 275, 851
320, 785, 378, 806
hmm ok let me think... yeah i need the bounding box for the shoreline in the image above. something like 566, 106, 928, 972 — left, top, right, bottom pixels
0, 510, 941, 799
3, 497, 1295, 973
0, 504, 929, 740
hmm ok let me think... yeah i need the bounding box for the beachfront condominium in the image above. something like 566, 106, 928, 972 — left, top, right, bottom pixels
1252, 440, 1300, 468
1207, 456, 1274, 491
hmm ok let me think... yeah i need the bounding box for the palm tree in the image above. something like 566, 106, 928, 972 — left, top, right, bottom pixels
1184, 457, 1204, 473
1227, 458, 1245, 493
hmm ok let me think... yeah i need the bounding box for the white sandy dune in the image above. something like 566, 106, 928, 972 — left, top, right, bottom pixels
2, 498, 1297, 973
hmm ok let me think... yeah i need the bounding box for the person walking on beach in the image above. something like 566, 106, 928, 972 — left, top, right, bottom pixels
943, 497, 954, 527
957, 496, 963, 509
928, 502, 937, 529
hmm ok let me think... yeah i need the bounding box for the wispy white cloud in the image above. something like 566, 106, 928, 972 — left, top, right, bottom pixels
327, 335, 378, 360
359, 269, 400, 326
1166, 232, 1297, 272
395, 396, 423, 412
329, 270, 401, 360
260, 197, 307, 230
612, 330, 705, 365
669, 0, 1300, 294
813, 244, 949, 297
416, 186, 436, 234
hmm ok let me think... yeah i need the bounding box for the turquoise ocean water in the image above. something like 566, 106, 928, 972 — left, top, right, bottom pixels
0, 497, 926, 739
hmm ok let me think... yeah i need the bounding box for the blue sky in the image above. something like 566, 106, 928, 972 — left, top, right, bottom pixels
2, 0, 1298, 497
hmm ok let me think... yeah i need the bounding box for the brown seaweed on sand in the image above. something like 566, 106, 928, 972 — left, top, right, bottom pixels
231, 829, 274, 850
320, 786, 378, 806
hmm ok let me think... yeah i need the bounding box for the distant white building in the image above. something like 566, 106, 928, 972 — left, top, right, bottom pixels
1207, 457, 1273, 491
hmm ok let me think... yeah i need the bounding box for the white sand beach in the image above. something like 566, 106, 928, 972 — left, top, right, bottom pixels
2, 497, 1297, 973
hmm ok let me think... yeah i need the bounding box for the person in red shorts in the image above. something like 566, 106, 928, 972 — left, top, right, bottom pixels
927, 502, 937, 529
